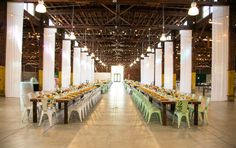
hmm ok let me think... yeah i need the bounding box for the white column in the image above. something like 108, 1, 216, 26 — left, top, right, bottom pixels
164, 42, 173, 90
61, 40, 71, 88
141, 58, 145, 83
211, 6, 229, 101
80, 52, 87, 83
43, 28, 57, 91
180, 30, 192, 93
91, 59, 95, 82
86, 56, 91, 82
5, 2, 24, 97
73, 47, 81, 85
146, 53, 155, 85
155, 49, 162, 87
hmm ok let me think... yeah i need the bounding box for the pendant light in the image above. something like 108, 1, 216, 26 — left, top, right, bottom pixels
90, 42, 95, 58
188, 1, 199, 16
36, 0, 46, 13
99, 52, 102, 63
69, 6, 76, 40
160, 5, 167, 42
136, 48, 140, 61
140, 42, 145, 59
91, 52, 95, 58
83, 29, 88, 52
95, 48, 99, 61
147, 28, 152, 53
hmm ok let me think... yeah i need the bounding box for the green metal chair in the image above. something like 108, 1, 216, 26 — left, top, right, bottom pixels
190, 97, 210, 124
172, 100, 190, 128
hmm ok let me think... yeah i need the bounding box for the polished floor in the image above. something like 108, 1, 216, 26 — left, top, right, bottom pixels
0, 83, 236, 148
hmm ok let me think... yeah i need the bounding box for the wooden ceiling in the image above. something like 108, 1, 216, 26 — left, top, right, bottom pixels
19, 0, 228, 66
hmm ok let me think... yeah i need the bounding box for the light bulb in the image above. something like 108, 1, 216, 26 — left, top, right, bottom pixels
160, 33, 167, 41
83, 45, 88, 52
188, 2, 199, 16
147, 46, 151, 52
91, 52, 95, 58
136, 57, 140, 61
36, 0, 46, 13
69, 32, 76, 40
95, 57, 99, 61
134, 60, 137, 64
151, 48, 155, 53
99, 60, 102, 63
141, 53, 145, 58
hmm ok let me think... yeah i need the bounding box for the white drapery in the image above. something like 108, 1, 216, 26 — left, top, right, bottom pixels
5, 2, 24, 97
140, 58, 145, 84
211, 6, 229, 101
43, 28, 57, 91
80, 52, 88, 83
180, 30, 192, 93
91, 59, 95, 82
86, 55, 92, 82
164, 42, 173, 90
61, 40, 71, 88
141, 54, 154, 85
155, 49, 162, 87
73, 47, 81, 85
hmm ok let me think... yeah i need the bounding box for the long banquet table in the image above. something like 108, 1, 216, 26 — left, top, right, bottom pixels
30, 87, 98, 124
130, 84, 201, 126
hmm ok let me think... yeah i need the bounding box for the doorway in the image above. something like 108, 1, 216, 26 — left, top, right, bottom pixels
113, 73, 121, 82
111, 65, 124, 83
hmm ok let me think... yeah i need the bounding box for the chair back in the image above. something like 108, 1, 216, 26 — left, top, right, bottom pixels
200, 97, 210, 110
175, 100, 189, 113
41, 97, 48, 111
27, 92, 36, 101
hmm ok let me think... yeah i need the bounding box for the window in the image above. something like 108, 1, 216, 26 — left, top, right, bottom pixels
49, 19, 55, 26
202, 6, 213, 18
24, 3, 35, 16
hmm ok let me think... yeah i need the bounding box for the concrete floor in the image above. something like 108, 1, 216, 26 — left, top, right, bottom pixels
0, 83, 236, 148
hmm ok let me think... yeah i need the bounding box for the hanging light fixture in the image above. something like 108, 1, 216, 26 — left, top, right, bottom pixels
69, 6, 76, 40
147, 28, 152, 53
70, 32, 76, 40
188, 1, 199, 16
130, 63, 133, 67
136, 48, 140, 61
83, 29, 88, 52
91, 52, 95, 58
141, 53, 144, 58
36, 0, 46, 13
151, 48, 155, 53
160, 5, 167, 42
95, 57, 99, 61
140, 42, 145, 59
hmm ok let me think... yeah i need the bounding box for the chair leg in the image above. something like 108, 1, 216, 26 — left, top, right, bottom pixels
47, 112, 53, 126
204, 112, 209, 124
78, 110, 83, 122
147, 112, 152, 123
186, 115, 190, 128
157, 112, 162, 125
39, 112, 44, 126
177, 115, 182, 128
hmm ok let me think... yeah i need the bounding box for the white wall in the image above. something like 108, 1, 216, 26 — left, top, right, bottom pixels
95, 72, 111, 81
